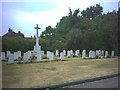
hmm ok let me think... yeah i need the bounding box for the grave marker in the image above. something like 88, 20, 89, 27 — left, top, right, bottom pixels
49, 52, 54, 61
89, 50, 92, 58
63, 50, 66, 56
56, 50, 59, 56
18, 51, 21, 57
13, 52, 19, 60
6, 51, 11, 58
105, 51, 108, 58
111, 50, 115, 57
67, 51, 71, 57
59, 52, 64, 60
8, 54, 14, 64
82, 50, 86, 59
1, 52, 5, 60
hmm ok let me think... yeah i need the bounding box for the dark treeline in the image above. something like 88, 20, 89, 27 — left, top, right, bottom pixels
2, 37, 35, 53
2, 4, 119, 54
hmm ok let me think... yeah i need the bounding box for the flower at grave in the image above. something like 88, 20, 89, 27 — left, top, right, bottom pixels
31, 56, 37, 60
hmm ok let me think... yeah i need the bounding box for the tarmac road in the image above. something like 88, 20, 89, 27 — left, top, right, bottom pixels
62, 76, 119, 88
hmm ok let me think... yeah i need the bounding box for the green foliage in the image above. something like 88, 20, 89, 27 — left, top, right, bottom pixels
2, 37, 35, 53
81, 4, 103, 20
68, 7, 72, 16
73, 8, 80, 16
2, 4, 118, 55
42, 56, 47, 59
73, 54, 76, 57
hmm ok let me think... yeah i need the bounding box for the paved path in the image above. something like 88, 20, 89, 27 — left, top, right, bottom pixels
62, 76, 119, 88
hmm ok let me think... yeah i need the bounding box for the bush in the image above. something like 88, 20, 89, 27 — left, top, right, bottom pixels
95, 56, 99, 59
107, 55, 111, 58
73, 55, 76, 57
79, 54, 82, 57
42, 56, 47, 59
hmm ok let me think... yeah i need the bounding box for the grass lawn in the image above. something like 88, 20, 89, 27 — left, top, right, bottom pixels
2, 57, 119, 88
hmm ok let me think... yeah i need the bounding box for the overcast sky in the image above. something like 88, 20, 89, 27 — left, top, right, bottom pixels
1, 0, 119, 37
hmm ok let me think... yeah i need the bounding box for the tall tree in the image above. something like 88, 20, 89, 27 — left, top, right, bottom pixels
81, 4, 103, 20
73, 8, 80, 16
68, 7, 72, 16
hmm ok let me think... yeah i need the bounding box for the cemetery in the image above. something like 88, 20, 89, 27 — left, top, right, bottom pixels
1, 3, 119, 88
2, 54, 118, 88
1, 24, 118, 88
0, 24, 116, 64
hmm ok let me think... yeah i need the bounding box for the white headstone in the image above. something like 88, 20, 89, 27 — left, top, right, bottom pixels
95, 50, 98, 56
49, 52, 54, 61
41, 51, 45, 56
75, 50, 79, 57
36, 51, 42, 62
98, 50, 101, 56
8, 54, 14, 64
105, 51, 108, 58
27, 51, 32, 58
101, 50, 104, 56
6, 51, 11, 58
63, 50, 66, 56
0, 52, 2, 61
55, 50, 59, 56
47, 51, 51, 59
1, 52, 5, 60
76, 50, 80, 55
23, 53, 29, 63
17, 51, 21, 57
67, 51, 71, 57
89, 50, 92, 58
13, 52, 19, 60
92, 51, 95, 58
70, 50, 73, 56
82, 50, 86, 59
111, 50, 115, 57
59, 52, 64, 60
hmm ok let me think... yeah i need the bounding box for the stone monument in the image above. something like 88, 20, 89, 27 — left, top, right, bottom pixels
32, 24, 42, 61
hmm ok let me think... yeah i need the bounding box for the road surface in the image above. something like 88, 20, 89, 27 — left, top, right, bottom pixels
62, 76, 119, 88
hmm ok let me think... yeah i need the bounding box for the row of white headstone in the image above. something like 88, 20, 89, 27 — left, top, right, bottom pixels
1, 51, 22, 64
6, 49, 79, 64
0, 51, 21, 60
82, 50, 115, 59
55, 50, 80, 57
46, 51, 64, 61
0, 49, 115, 64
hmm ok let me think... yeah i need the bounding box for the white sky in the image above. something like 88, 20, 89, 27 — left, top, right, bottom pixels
1, 0, 119, 37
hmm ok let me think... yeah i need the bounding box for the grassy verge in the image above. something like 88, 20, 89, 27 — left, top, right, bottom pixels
2, 57, 118, 88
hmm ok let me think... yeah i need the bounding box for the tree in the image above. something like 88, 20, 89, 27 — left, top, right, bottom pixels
81, 4, 103, 20
68, 7, 72, 16
73, 8, 80, 16
41, 26, 54, 36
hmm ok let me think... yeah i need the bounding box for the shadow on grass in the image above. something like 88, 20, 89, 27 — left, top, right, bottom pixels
5, 59, 69, 65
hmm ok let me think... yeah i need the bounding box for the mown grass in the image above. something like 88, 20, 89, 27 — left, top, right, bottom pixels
2, 57, 119, 88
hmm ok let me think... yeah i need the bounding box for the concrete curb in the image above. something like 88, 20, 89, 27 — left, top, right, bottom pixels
40, 73, 120, 89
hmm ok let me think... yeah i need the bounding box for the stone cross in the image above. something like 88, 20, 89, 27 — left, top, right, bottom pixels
34, 24, 40, 46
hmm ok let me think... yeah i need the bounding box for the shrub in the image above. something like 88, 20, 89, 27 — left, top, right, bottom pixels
42, 56, 47, 59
